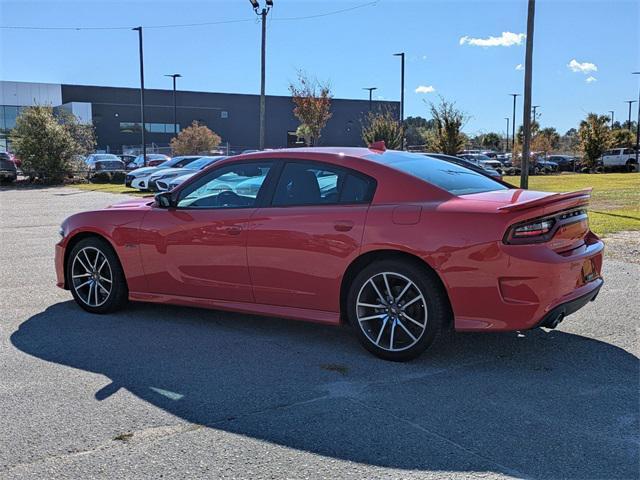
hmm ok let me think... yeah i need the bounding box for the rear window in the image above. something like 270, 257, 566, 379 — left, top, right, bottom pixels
369, 151, 507, 196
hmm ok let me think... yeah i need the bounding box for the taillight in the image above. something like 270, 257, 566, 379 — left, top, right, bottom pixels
513, 219, 555, 238
504, 208, 588, 245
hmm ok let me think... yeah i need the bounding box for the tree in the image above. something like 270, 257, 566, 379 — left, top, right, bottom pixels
532, 127, 560, 154
361, 110, 403, 150
403, 116, 434, 147
578, 113, 611, 168
480, 132, 502, 150
559, 128, 579, 153
10, 105, 95, 183
425, 97, 467, 155
610, 128, 635, 148
170, 121, 221, 155
289, 71, 333, 146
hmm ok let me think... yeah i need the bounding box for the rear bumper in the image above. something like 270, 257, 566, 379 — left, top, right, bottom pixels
534, 279, 602, 329
450, 233, 604, 332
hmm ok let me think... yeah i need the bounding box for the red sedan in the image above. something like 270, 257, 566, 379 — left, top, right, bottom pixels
55, 147, 603, 361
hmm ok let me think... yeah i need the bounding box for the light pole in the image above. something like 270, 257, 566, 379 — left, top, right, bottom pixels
164, 73, 182, 136
532, 105, 540, 122
394, 52, 405, 149
504, 117, 510, 152
633, 72, 640, 166
509, 93, 520, 155
363, 87, 377, 111
609, 110, 615, 129
250, 0, 273, 150
132, 26, 146, 164
625, 100, 636, 131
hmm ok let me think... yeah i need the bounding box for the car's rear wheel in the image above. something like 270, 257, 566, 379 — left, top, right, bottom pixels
67, 237, 128, 314
347, 260, 448, 361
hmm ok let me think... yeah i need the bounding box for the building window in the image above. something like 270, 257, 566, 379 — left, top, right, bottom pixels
221, 111, 228, 119
120, 122, 179, 134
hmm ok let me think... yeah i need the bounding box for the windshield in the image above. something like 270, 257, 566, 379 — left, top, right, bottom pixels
369, 151, 507, 196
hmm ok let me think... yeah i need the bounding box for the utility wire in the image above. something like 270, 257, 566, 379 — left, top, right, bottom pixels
0, 1, 378, 31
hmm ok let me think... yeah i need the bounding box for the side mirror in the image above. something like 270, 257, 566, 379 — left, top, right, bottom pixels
155, 191, 176, 208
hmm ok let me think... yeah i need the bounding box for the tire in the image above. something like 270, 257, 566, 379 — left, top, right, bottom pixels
66, 237, 128, 314
346, 259, 449, 361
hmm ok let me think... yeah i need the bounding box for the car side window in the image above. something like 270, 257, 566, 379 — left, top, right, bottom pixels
176, 162, 272, 209
271, 161, 374, 207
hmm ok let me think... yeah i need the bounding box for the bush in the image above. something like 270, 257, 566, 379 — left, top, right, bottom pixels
10, 106, 95, 184
170, 121, 221, 155
362, 110, 403, 150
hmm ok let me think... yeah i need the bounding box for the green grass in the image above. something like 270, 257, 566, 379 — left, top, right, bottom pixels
70, 182, 150, 196
503, 173, 640, 236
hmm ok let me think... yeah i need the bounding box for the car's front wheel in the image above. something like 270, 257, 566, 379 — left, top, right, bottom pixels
67, 237, 128, 314
347, 260, 449, 361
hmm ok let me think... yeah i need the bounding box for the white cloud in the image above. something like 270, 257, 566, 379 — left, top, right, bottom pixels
515, 64, 524, 71
415, 85, 435, 94
459, 32, 525, 47
421, 55, 427, 61
585, 76, 597, 83
568, 59, 597, 74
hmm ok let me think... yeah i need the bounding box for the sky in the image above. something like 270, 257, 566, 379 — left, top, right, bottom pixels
0, 0, 638, 136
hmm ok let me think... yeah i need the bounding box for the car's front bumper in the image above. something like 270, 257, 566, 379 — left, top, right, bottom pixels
55, 242, 66, 289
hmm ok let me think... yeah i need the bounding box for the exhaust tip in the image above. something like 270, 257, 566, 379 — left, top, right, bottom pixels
548, 313, 565, 329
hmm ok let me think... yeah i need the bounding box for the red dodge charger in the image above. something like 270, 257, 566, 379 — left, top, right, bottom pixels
55, 147, 603, 361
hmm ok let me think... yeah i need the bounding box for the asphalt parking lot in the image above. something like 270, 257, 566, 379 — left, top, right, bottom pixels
1, 186, 638, 479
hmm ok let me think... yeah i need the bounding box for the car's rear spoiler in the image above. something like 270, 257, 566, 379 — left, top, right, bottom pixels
497, 188, 592, 212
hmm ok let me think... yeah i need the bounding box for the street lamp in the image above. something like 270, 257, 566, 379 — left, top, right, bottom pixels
164, 74, 182, 136
509, 93, 521, 155
532, 105, 540, 122
393, 52, 405, 149
363, 87, 377, 111
504, 117, 510, 152
633, 72, 640, 166
609, 110, 615, 129
250, 0, 273, 150
132, 26, 147, 164
625, 100, 636, 131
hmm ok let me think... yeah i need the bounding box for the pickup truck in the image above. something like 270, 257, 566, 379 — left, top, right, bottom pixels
599, 148, 638, 171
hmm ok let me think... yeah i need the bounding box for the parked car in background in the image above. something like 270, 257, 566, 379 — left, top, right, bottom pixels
0, 152, 18, 183
87, 158, 126, 179
599, 148, 638, 172
154, 156, 226, 191
547, 155, 576, 172
458, 154, 504, 174
128, 156, 202, 190
126, 154, 171, 170
534, 158, 559, 173
118, 154, 136, 165
425, 153, 503, 181
56, 147, 603, 361
85, 153, 121, 167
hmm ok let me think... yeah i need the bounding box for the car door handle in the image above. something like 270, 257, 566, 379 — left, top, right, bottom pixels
225, 225, 243, 235
334, 221, 354, 232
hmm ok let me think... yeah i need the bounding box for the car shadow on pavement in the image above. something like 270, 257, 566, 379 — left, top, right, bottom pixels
11, 301, 639, 479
